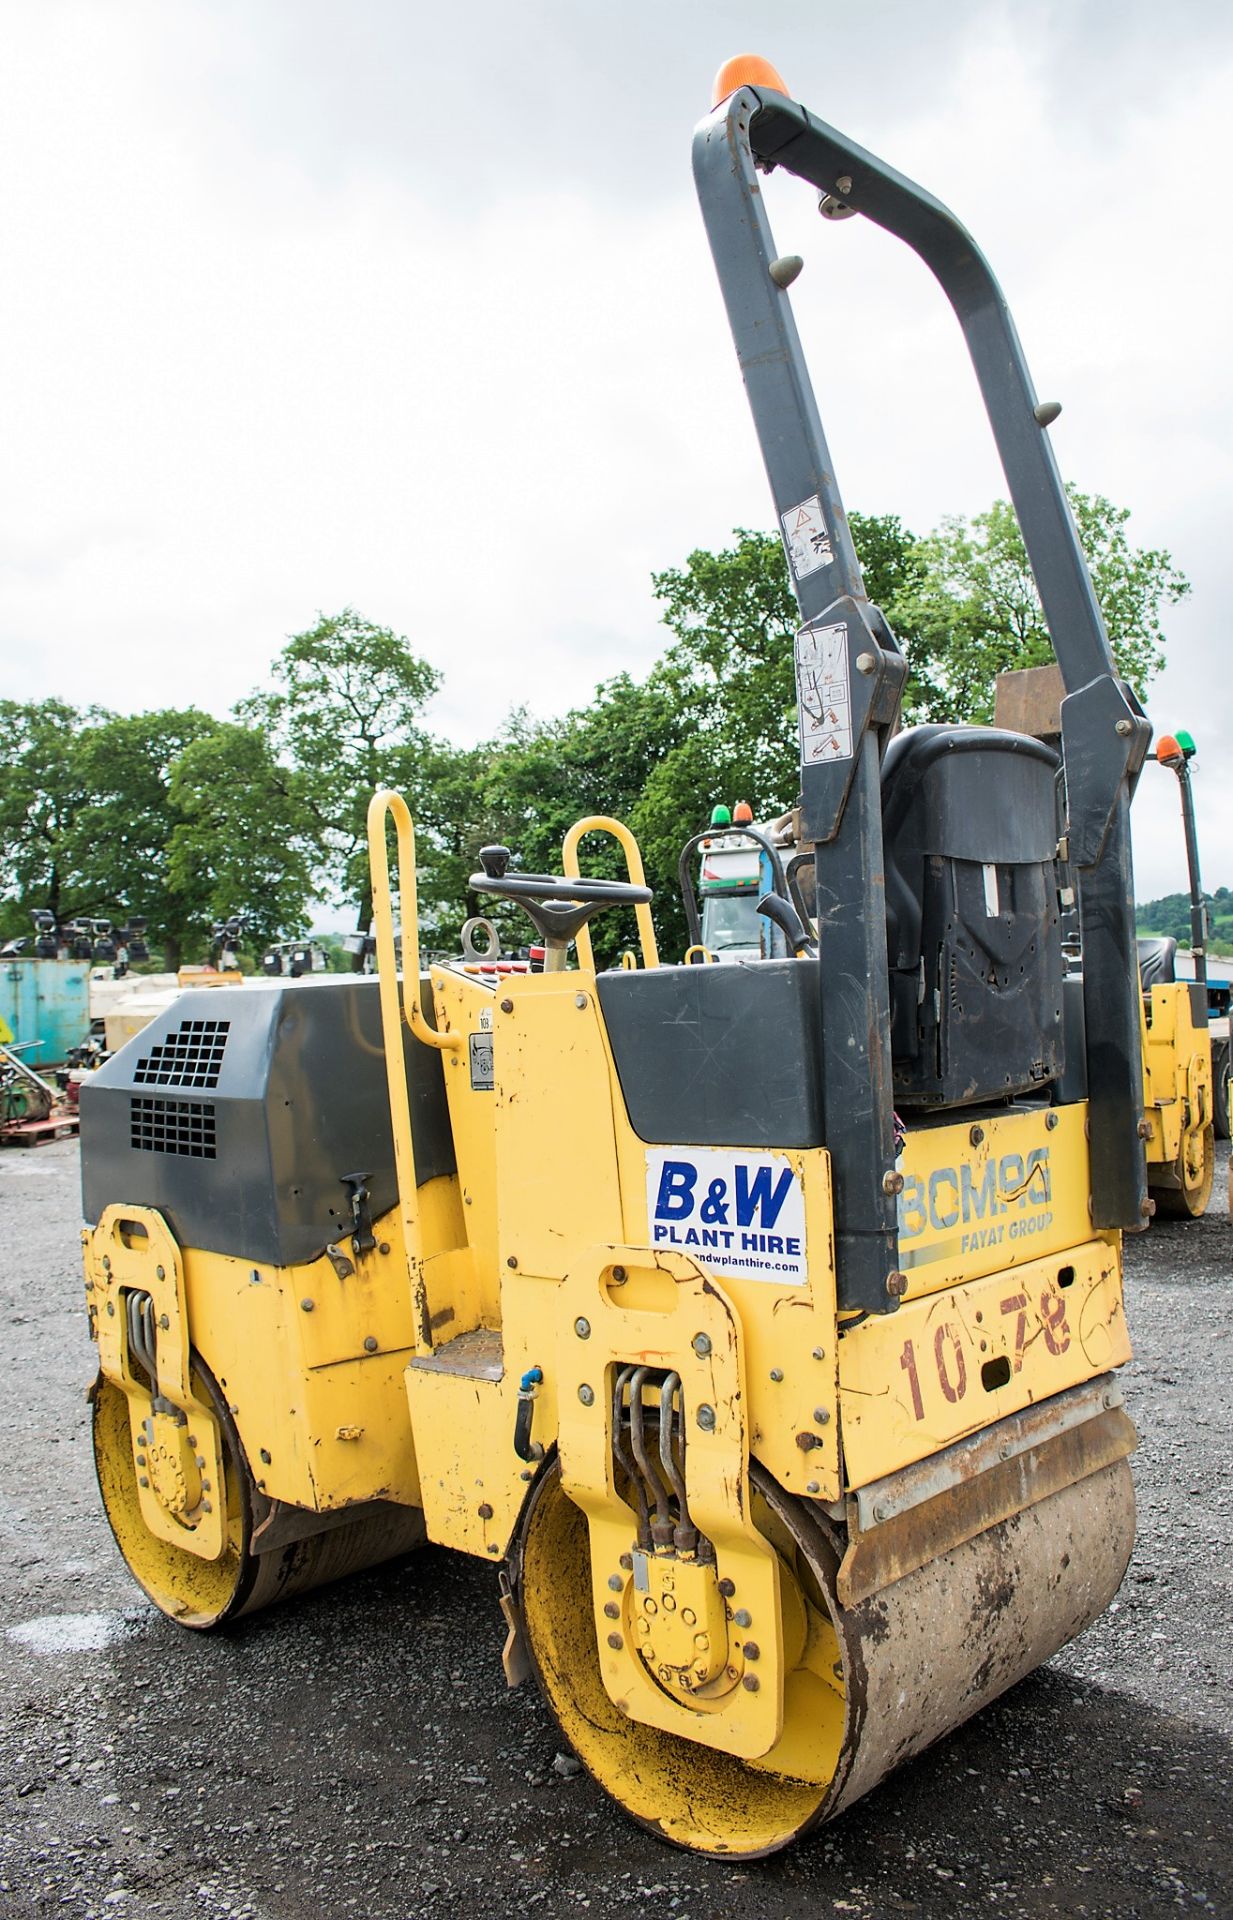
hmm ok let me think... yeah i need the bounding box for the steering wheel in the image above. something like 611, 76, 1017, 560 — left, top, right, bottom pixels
469, 846, 652, 968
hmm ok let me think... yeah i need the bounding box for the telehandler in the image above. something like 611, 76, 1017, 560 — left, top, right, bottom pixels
81, 56, 1147, 1857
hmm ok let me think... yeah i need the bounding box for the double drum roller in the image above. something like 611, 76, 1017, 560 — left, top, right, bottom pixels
82, 57, 1144, 1857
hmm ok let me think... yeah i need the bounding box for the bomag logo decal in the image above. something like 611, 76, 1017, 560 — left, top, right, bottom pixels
645, 1147, 807, 1285
897, 1148, 1053, 1267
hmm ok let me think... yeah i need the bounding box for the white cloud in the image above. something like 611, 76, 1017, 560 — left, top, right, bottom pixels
1, 0, 1230, 901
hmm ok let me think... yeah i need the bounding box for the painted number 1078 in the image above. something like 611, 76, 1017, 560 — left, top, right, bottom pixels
898, 1288, 1071, 1422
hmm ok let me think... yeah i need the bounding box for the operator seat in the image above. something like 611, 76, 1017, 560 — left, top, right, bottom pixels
881, 724, 1064, 1109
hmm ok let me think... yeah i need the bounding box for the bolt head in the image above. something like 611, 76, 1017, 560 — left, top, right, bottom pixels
734, 1608, 752, 1629
743, 1641, 761, 1661
604, 1601, 619, 1620
886, 1271, 908, 1299
696, 1403, 716, 1431
691, 1332, 712, 1358
499, 997, 514, 1013
300, 1298, 314, 1312
769, 1368, 784, 1383
1046, 1111, 1060, 1131
813, 1406, 831, 1425
574, 1317, 591, 1340
607, 1573, 623, 1591
363, 1335, 378, 1352
855, 650, 876, 675
607, 1632, 623, 1651
718, 1577, 735, 1598
155, 1265, 166, 1281
812, 1346, 826, 1361
578, 1383, 595, 1407
742, 1674, 760, 1693
574, 993, 588, 1010
506, 1255, 518, 1269
1115, 717, 1133, 736
873, 1502, 889, 1522
969, 1124, 985, 1146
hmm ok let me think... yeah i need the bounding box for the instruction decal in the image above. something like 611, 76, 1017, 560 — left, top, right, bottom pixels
781, 494, 834, 580
796, 620, 854, 765
646, 1147, 807, 1285
469, 1030, 494, 1091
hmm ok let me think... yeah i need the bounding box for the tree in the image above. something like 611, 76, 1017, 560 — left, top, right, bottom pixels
893, 488, 1188, 723
240, 608, 441, 934
0, 700, 226, 962
71, 708, 223, 965
168, 723, 321, 955
0, 699, 99, 938
630, 516, 923, 955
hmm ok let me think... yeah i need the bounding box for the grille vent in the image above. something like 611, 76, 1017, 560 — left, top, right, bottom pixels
133, 1019, 230, 1090
130, 1096, 217, 1159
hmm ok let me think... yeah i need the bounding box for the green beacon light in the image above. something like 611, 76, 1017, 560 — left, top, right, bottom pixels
1174, 729, 1196, 759
710, 803, 732, 826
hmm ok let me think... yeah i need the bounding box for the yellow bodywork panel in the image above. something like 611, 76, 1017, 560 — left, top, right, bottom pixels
608, 1120, 841, 1505
85, 1199, 433, 1522
839, 1233, 1129, 1486
555, 1244, 786, 1760
1142, 982, 1211, 1169
84, 1206, 227, 1561
492, 974, 625, 1278
896, 1106, 1090, 1296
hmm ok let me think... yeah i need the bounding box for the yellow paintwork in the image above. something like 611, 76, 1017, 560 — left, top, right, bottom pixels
839, 1234, 1130, 1485
896, 1106, 1091, 1297
1142, 980, 1211, 1178
556, 1244, 784, 1757
561, 815, 660, 973
85, 1207, 227, 1561
84, 797, 1135, 1783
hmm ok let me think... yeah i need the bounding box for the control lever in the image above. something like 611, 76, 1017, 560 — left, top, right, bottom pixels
757, 893, 816, 958
340, 1171, 377, 1257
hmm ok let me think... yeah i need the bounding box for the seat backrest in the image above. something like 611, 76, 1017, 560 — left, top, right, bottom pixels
1136, 935, 1177, 992
881, 724, 1064, 1109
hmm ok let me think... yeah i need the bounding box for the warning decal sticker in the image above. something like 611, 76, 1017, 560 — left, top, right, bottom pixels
781, 494, 834, 580
796, 621, 854, 765
645, 1147, 807, 1286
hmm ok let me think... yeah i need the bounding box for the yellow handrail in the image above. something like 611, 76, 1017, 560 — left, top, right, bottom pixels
368, 789, 464, 1054
561, 815, 660, 973
366, 788, 463, 1356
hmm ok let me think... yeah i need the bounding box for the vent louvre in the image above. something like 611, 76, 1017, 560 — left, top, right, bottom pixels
130, 1096, 217, 1158
133, 1019, 230, 1090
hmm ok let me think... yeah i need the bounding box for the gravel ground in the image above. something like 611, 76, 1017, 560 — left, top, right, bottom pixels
1, 1136, 1230, 1919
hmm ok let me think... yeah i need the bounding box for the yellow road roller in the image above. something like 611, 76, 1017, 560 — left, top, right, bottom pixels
82, 56, 1150, 1857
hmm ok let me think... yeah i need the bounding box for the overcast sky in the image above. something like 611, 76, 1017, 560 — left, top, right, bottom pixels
3, 0, 1230, 902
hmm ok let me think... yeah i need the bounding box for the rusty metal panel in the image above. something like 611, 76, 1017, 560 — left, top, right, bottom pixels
837, 1400, 1137, 1605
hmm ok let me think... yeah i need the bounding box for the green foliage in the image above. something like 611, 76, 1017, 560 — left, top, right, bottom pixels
2, 489, 1185, 978
240, 608, 440, 930
0, 699, 223, 960
1137, 887, 1233, 958
893, 488, 1187, 723
168, 723, 320, 953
